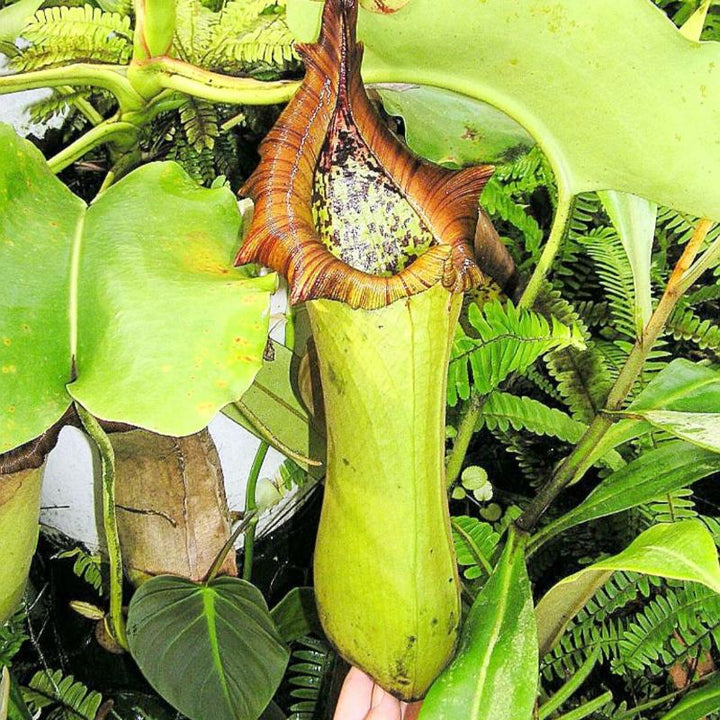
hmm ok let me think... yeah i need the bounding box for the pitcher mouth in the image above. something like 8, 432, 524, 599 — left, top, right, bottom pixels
234, 0, 495, 310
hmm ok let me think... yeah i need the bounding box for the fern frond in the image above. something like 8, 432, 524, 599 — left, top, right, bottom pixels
179, 97, 219, 151
173, 0, 217, 63
451, 516, 500, 580
13, 5, 132, 70
480, 176, 543, 257
687, 281, 720, 306
287, 636, 334, 720
636, 488, 698, 527
666, 305, 720, 356
545, 344, 613, 424
541, 618, 625, 682
0, 606, 27, 668
166, 134, 217, 185
579, 227, 638, 338
56, 547, 104, 594
23, 669, 103, 720
479, 391, 586, 444
28, 89, 93, 125
206, 0, 298, 71
448, 299, 584, 405
615, 583, 720, 674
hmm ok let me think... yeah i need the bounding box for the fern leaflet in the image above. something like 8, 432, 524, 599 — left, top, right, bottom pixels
448, 299, 584, 405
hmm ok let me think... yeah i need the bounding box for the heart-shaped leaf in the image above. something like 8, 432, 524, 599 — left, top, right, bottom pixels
536, 520, 720, 655
0, 124, 275, 453
127, 575, 289, 720
288, 0, 720, 220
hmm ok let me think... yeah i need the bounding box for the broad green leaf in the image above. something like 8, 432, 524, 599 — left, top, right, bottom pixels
536, 521, 720, 655
580, 359, 720, 477
634, 410, 720, 453
597, 191, 657, 333
0, 467, 43, 622
270, 587, 322, 644
288, 0, 720, 220
374, 84, 534, 166
1, 667, 8, 720
0, 0, 44, 43
661, 675, 720, 720
224, 340, 325, 476
127, 575, 289, 720
539, 441, 720, 542
631, 359, 720, 412
0, 124, 275, 452
420, 534, 537, 720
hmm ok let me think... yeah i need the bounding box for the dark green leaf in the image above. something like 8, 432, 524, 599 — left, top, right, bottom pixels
127, 576, 289, 720
662, 675, 720, 720
270, 587, 322, 644
541, 442, 720, 540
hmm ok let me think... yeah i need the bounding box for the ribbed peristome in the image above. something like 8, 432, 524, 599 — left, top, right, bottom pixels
235, 0, 496, 309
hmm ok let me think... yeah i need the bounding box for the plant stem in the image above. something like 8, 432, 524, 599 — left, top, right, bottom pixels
204, 509, 258, 583
612, 671, 718, 719
47, 121, 139, 173
519, 190, 575, 309
518, 218, 714, 535
242, 441, 269, 582
0, 64, 144, 112
552, 691, 613, 720
75, 404, 129, 651
445, 393, 485, 487
538, 648, 601, 720
131, 57, 301, 105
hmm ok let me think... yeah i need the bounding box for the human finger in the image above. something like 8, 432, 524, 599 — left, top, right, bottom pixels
365, 685, 403, 720
333, 667, 374, 720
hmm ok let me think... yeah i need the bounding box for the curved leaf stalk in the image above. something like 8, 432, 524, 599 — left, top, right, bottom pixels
242, 440, 269, 582
519, 218, 715, 540
76, 403, 129, 651
519, 190, 575, 310
0, 63, 145, 112
127, 57, 302, 105
47, 120, 139, 173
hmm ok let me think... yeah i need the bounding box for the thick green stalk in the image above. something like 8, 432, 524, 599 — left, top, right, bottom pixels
242, 440, 269, 582
47, 121, 138, 174
308, 283, 462, 701
76, 404, 128, 651
0, 64, 144, 112
518, 218, 714, 535
128, 57, 301, 105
